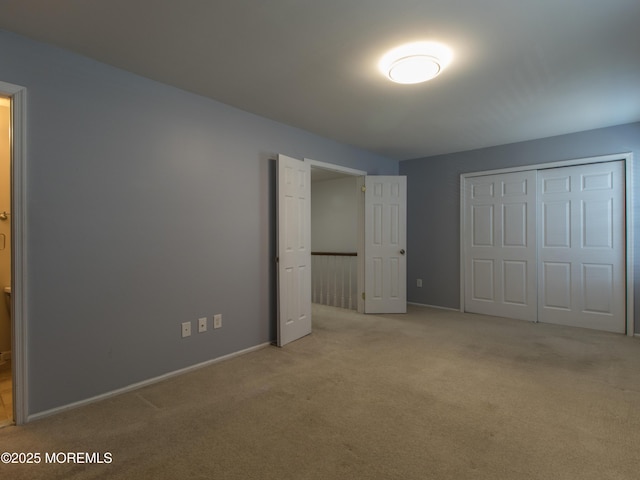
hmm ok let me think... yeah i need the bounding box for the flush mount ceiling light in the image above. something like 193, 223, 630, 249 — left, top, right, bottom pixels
379, 41, 452, 84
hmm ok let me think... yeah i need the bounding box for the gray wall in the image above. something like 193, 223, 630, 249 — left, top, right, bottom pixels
311, 176, 358, 252
0, 30, 398, 416
399, 122, 640, 333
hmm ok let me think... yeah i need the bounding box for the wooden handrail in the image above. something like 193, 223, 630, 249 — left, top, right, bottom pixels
311, 252, 357, 256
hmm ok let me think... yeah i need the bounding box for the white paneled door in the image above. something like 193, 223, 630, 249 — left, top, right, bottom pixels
277, 160, 408, 345
277, 154, 312, 346
364, 176, 407, 314
538, 161, 625, 333
464, 171, 537, 321
463, 160, 626, 333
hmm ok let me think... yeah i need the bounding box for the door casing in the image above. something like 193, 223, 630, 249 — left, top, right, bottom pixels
0, 80, 27, 424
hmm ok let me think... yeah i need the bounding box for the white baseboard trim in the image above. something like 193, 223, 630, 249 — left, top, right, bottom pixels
407, 302, 459, 312
27, 342, 271, 423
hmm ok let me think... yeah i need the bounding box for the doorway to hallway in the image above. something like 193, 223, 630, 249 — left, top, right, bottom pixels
276, 155, 407, 346
311, 170, 359, 311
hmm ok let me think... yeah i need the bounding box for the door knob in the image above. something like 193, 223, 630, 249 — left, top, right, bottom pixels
400, 249, 405, 255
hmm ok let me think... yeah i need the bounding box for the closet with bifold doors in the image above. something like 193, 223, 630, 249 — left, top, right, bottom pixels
462, 159, 626, 333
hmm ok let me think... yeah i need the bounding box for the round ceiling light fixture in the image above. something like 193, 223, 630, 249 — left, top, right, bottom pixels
379, 41, 452, 84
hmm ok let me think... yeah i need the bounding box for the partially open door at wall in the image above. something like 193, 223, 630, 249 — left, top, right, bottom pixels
277, 154, 312, 346
363, 176, 407, 314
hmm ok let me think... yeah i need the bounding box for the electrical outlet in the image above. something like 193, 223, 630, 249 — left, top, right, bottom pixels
213, 314, 222, 329
181, 321, 192, 338
198, 317, 207, 333
417, 278, 423, 288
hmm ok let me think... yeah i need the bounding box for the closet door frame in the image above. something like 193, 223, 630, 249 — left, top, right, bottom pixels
460, 152, 634, 336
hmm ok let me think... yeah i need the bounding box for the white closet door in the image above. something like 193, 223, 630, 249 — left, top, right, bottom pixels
538, 161, 625, 333
464, 171, 537, 321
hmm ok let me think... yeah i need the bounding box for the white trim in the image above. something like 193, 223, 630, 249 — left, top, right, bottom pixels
461, 153, 632, 178
0, 81, 27, 425
625, 156, 635, 336
459, 173, 466, 314
460, 153, 635, 336
28, 342, 271, 423
407, 302, 458, 312
357, 176, 365, 313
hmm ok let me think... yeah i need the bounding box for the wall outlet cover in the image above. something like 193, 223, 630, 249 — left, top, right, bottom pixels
181, 321, 192, 338
213, 314, 222, 329
198, 317, 207, 333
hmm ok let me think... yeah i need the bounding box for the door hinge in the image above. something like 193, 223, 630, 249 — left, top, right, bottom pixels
361, 292, 365, 300
361, 185, 366, 193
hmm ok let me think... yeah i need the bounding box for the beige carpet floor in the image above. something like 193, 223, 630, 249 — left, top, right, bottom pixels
1, 304, 639, 479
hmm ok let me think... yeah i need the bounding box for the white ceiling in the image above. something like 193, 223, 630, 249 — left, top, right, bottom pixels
1, 0, 639, 160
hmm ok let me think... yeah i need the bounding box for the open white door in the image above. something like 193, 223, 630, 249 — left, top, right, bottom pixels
363, 176, 407, 313
277, 154, 312, 346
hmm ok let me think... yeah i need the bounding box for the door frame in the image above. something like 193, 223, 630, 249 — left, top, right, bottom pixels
0, 80, 27, 423
460, 152, 634, 336
306, 159, 367, 312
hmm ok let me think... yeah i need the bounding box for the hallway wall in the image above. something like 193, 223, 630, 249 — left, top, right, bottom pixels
311, 176, 358, 252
